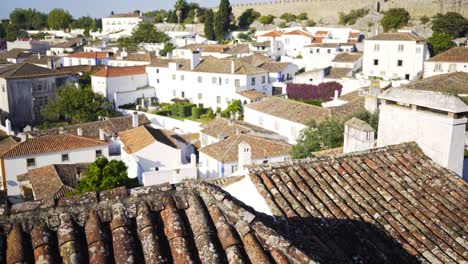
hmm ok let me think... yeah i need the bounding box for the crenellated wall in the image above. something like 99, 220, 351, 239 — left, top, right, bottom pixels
214, 0, 468, 20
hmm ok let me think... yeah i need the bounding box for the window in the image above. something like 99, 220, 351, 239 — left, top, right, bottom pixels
96, 150, 103, 158
251, 77, 256, 86
156, 69, 159, 74
231, 165, 238, 173
416, 47, 421, 53
2, 85, 5, 92
310, 49, 313, 54
198, 93, 202, 100
62, 154, 69, 162
434, 64, 442, 72
212, 77, 217, 84
284, 157, 290, 161
405, 74, 410, 80
172, 74, 176, 80
374, 44, 380, 51
274, 120, 280, 130
373, 59, 379, 66
327, 49, 331, 54
448, 64, 457, 72
181, 91, 185, 98
198, 76, 203, 83
225, 78, 229, 84
156, 79, 160, 84
258, 116, 263, 126
235, 79, 240, 87
26, 158, 36, 168
180, 75, 184, 81
216, 96, 221, 104
398, 44, 404, 52
262, 76, 266, 84
397, 60, 403, 67
263, 160, 268, 164
316, 48, 320, 53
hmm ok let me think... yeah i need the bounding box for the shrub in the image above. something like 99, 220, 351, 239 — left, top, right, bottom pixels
201, 108, 215, 120
428, 32, 456, 55
191, 107, 202, 119
177, 103, 194, 118
431, 12, 468, 38
297, 12, 308, 21
306, 19, 316, 27
339, 8, 369, 25
279, 21, 287, 28
238, 8, 261, 29
119, 103, 136, 110
286, 82, 342, 101
154, 110, 171, 116
420, 15, 430, 24
258, 15, 274, 25
280, 13, 296, 22
170, 104, 178, 116
380, 8, 410, 32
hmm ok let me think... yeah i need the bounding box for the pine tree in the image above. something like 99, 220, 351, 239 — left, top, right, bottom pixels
214, 0, 232, 42
204, 9, 216, 41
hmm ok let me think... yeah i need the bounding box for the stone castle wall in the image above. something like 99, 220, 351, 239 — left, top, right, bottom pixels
218, 0, 468, 20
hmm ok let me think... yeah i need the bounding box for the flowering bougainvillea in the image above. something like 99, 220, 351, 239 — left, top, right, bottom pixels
287, 82, 342, 101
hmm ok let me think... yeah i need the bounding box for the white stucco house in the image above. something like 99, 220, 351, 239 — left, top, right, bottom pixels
362, 31, 429, 81
119, 125, 196, 185
91, 65, 155, 108
102, 11, 153, 35
0, 134, 109, 196
146, 52, 272, 110
63, 52, 111, 67
198, 134, 291, 179
423, 47, 468, 78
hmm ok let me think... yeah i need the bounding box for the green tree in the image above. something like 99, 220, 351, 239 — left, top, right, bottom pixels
47, 8, 72, 30
160, 43, 175, 56
339, 8, 369, 25
43, 83, 114, 124
117, 37, 138, 52
221, 99, 242, 118
76, 157, 139, 193
204, 9, 216, 40
214, 0, 233, 41
290, 119, 344, 159
131, 21, 170, 43
352, 110, 379, 132
238, 8, 260, 29
10, 8, 47, 30
431, 12, 468, 38
0, 23, 5, 39
306, 19, 317, 27
258, 15, 274, 25
420, 15, 430, 24
175, 0, 189, 23
145, 10, 170, 23
380, 8, 410, 32
5, 24, 27, 41
428, 32, 456, 55
279, 21, 287, 28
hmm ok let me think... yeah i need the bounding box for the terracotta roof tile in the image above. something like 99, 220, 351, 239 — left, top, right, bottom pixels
260, 30, 283, 37
238, 89, 267, 100
284, 30, 314, 38
427, 47, 468, 62
402, 72, 468, 95
67, 52, 109, 59
331, 52, 363, 63
0, 63, 70, 79
119, 125, 180, 154
367, 32, 426, 42
92, 65, 146, 78
248, 142, 468, 263
1, 134, 107, 159
326, 67, 353, 79
200, 134, 291, 162
0, 182, 314, 263
201, 117, 276, 139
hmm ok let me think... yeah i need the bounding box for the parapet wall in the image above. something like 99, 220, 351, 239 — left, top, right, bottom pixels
218, 0, 468, 19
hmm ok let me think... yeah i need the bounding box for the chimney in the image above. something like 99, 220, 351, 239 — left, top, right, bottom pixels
190, 153, 197, 168
77, 128, 83, 136
334, 90, 339, 101
132, 112, 139, 128
99, 129, 105, 141
5, 119, 11, 135
47, 58, 53, 69
59, 127, 64, 134
218, 133, 226, 141
166, 51, 173, 59
343, 118, 375, 154
37, 53, 41, 60
231, 60, 235, 74
19, 133, 27, 142
190, 51, 201, 70
238, 141, 251, 171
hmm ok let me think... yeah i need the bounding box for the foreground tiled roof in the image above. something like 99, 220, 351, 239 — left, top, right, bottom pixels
367, 32, 426, 42
248, 142, 468, 263
403, 72, 468, 95
201, 117, 276, 139
427, 47, 468, 62
27, 114, 150, 140
119, 125, 180, 154
237, 89, 267, 100
0, 63, 70, 79
331, 52, 363, 63
192, 57, 268, 75
0, 137, 18, 156
245, 97, 364, 125
200, 134, 291, 162
92, 65, 147, 78
0, 182, 314, 263
0, 49, 32, 60
1, 134, 107, 159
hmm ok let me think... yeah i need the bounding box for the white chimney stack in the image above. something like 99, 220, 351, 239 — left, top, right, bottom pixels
334, 90, 339, 101
77, 128, 83, 137
238, 141, 252, 171
132, 112, 139, 128
5, 119, 12, 135
99, 129, 105, 141
19, 133, 27, 142
190, 51, 201, 70
59, 127, 64, 134
231, 60, 236, 74
190, 153, 197, 168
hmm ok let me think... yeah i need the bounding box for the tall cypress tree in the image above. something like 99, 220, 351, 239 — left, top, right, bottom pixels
204, 9, 216, 41
214, 0, 232, 42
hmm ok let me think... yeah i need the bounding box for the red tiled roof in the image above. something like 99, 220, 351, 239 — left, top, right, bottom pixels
313, 37, 324, 43
1, 134, 107, 158
92, 66, 146, 78
314, 30, 329, 36
67, 52, 109, 59
260, 30, 283, 37
349, 32, 360, 38
0, 182, 315, 263
283, 30, 314, 38
119, 125, 180, 154
248, 142, 468, 263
